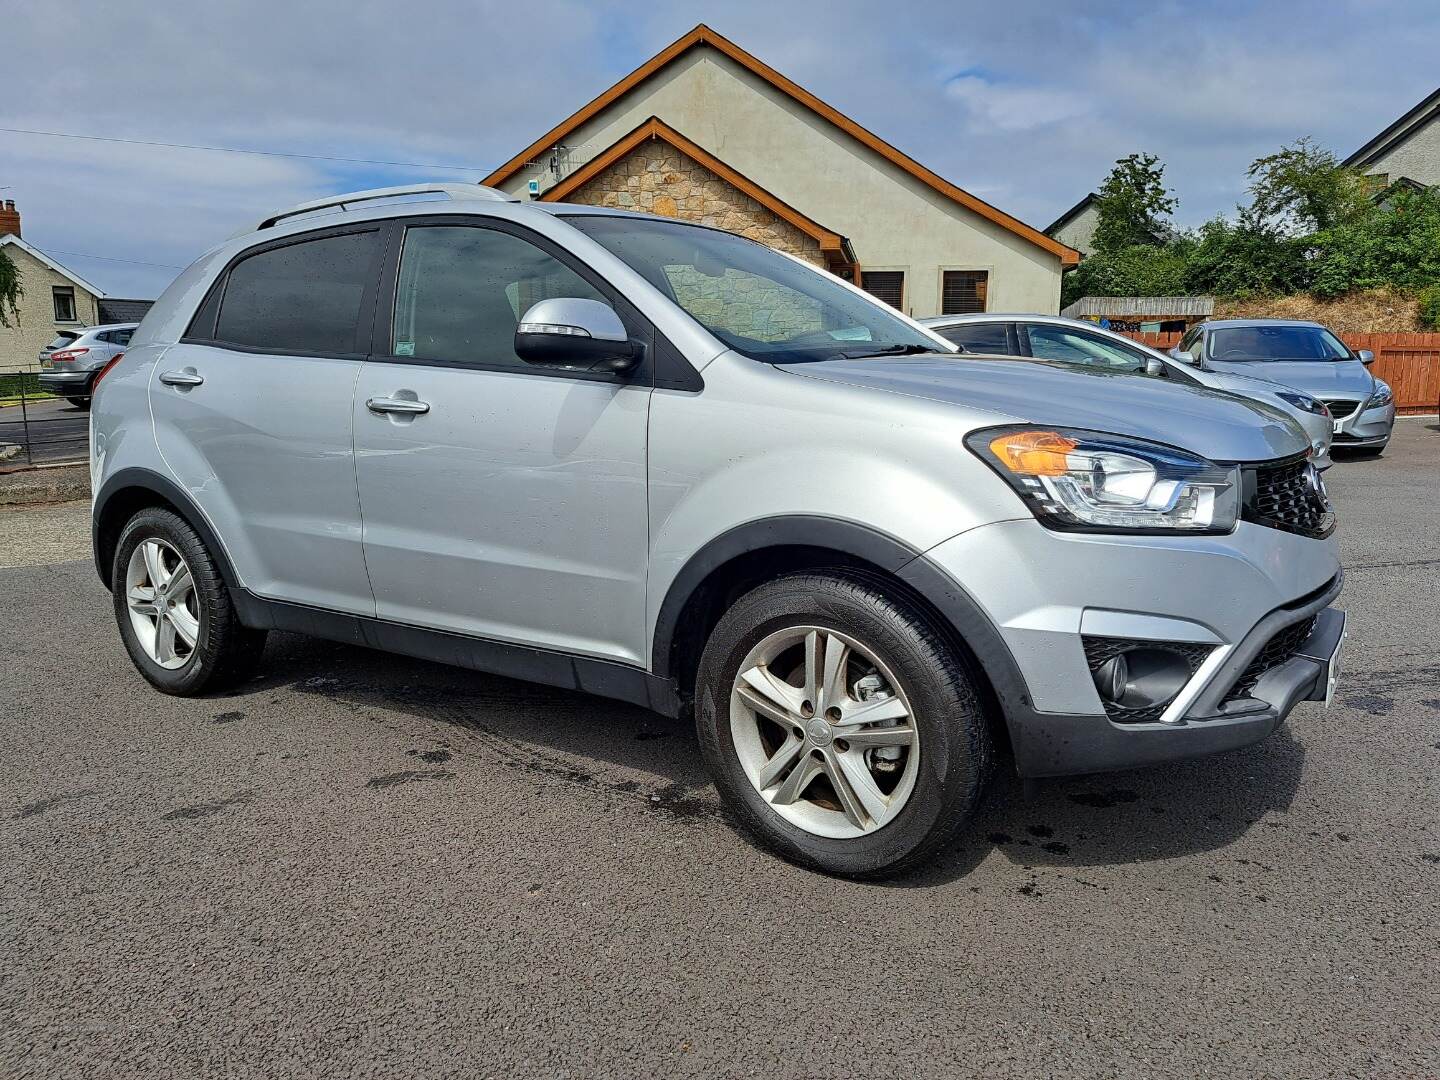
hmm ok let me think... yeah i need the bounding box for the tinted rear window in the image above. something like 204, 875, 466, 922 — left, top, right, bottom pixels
46, 332, 79, 349
938, 322, 1011, 354
215, 230, 378, 354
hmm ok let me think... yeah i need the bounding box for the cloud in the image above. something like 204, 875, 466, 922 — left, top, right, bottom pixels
2, 0, 1436, 294
944, 73, 1091, 134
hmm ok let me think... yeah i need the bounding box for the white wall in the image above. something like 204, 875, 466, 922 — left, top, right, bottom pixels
1363, 110, 1440, 188
498, 47, 1064, 317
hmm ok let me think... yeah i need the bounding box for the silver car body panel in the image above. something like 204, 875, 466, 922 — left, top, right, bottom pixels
92, 194, 1344, 779
921, 313, 1336, 467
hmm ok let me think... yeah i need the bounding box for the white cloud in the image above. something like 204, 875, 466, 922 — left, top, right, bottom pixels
944, 75, 1091, 134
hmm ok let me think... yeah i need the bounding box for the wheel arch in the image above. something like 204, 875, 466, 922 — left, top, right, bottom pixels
92, 468, 240, 593
651, 517, 1030, 739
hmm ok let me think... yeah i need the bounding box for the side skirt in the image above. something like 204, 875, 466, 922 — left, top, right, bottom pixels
232, 590, 682, 717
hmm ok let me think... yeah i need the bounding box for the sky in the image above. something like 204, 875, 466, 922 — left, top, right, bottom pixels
2, 0, 1436, 298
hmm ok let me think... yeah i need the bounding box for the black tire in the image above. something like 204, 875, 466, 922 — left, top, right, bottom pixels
694, 571, 992, 879
111, 507, 267, 695
65, 396, 91, 410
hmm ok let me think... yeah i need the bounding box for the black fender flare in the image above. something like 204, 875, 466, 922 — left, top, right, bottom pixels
91, 467, 241, 590
648, 515, 1033, 720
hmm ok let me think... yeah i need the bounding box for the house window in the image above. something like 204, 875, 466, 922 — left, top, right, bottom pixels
941, 270, 988, 315
862, 271, 905, 311
52, 286, 77, 322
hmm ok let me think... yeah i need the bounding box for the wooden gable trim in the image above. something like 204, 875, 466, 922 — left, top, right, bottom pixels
540, 116, 847, 255
484, 25, 1080, 265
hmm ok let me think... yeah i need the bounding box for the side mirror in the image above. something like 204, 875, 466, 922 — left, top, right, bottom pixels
1143, 357, 1164, 376
515, 298, 641, 374
1357, 349, 1375, 366
1168, 346, 1192, 364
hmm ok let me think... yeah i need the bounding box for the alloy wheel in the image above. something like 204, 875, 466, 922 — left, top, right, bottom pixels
729, 626, 920, 839
125, 538, 199, 670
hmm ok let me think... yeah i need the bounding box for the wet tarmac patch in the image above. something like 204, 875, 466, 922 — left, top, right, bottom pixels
365, 770, 455, 789
406, 748, 452, 764
646, 782, 720, 821
163, 791, 256, 820
213, 711, 245, 724
12, 789, 97, 820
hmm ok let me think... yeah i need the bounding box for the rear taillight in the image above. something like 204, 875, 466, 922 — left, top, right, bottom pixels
50, 347, 90, 362
91, 352, 124, 393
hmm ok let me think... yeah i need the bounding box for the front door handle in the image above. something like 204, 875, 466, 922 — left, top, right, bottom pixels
366, 396, 430, 416
159, 369, 204, 387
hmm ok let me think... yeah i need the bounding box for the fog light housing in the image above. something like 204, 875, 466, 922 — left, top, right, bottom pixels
1083, 638, 1214, 724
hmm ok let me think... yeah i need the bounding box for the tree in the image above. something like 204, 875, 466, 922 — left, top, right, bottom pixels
1309, 184, 1440, 298
1091, 153, 1177, 254
1182, 212, 1314, 298
0, 249, 20, 329
1245, 137, 1371, 234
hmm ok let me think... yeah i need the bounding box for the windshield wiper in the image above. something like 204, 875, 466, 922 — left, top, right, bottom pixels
835, 343, 936, 360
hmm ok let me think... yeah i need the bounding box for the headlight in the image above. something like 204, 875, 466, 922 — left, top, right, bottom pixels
1367, 380, 1393, 409
966, 426, 1240, 533
1276, 391, 1329, 416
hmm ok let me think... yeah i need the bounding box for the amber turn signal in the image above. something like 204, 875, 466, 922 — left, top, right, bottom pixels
988, 430, 1078, 476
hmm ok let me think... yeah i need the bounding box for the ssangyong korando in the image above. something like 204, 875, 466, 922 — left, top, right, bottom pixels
92, 184, 1345, 878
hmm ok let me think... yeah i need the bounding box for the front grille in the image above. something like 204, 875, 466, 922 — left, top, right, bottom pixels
1223, 616, 1317, 704
1319, 398, 1358, 420
1082, 637, 1213, 724
1243, 457, 1334, 539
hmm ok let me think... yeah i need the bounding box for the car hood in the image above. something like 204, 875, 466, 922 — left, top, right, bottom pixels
782, 355, 1308, 463
1204, 358, 1375, 397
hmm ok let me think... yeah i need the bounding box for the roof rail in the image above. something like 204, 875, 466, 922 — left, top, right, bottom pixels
255, 183, 513, 230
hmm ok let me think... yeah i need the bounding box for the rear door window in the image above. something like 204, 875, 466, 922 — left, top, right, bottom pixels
937, 322, 1013, 354
1024, 325, 1146, 372
215, 230, 380, 354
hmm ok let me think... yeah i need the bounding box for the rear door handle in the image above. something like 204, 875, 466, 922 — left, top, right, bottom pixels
159, 369, 204, 387
366, 396, 430, 416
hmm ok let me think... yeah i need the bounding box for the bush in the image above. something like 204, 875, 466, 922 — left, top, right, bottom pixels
1181, 216, 1314, 298
1061, 244, 1188, 308
1309, 186, 1440, 298
1419, 284, 1440, 331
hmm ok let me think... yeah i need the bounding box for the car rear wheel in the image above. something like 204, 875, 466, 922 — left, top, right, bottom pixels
65, 396, 91, 410
694, 571, 992, 878
112, 507, 267, 695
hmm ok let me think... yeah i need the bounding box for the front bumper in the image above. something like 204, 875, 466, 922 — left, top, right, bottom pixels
915, 518, 1344, 777
1331, 398, 1395, 448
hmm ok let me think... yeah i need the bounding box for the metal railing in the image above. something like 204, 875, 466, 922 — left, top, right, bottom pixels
0, 364, 90, 470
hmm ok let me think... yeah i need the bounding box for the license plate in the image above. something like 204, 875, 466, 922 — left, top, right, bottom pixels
40, 357, 52, 369
1324, 631, 1345, 708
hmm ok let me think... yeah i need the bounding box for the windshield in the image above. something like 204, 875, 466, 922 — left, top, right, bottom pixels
1208, 325, 1349, 362
564, 215, 944, 363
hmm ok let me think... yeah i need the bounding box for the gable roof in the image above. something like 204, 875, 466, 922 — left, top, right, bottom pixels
0, 234, 106, 298
1044, 193, 1098, 236
484, 24, 1079, 266
98, 298, 155, 324
542, 116, 856, 269
1345, 86, 1440, 169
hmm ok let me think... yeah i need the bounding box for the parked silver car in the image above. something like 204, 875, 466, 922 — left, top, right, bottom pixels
1171, 319, 1395, 455
90, 184, 1345, 878
922, 313, 1335, 468
38, 323, 138, 409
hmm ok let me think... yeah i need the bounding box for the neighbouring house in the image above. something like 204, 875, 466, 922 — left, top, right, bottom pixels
1345, 86, 1440, 189
0, 200, 153, 375
1044, 192, 1168, 259
1059, 295, 1213, 334
483, 25, 1078, 318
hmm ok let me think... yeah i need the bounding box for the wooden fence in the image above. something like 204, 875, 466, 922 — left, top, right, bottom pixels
1116, 331, 1440, 415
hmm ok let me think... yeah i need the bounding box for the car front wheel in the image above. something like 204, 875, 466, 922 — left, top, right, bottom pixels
695, 571, 992, 878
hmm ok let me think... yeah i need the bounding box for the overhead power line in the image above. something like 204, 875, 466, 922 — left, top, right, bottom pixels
36, 247, 186, 270
0, 126, 485, 173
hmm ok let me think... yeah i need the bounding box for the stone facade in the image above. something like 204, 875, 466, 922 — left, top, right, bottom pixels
565, 140, 834, 341
0, 242, 102, 375
566, 138, 826, 266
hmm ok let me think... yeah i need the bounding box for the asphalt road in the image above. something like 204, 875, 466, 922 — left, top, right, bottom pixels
0, 397, 90, 468
3, 422, 1438, 1078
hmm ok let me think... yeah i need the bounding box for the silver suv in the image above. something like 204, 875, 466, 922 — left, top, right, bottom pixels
92, 184, 1346, 878
38, 323, 137, 409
